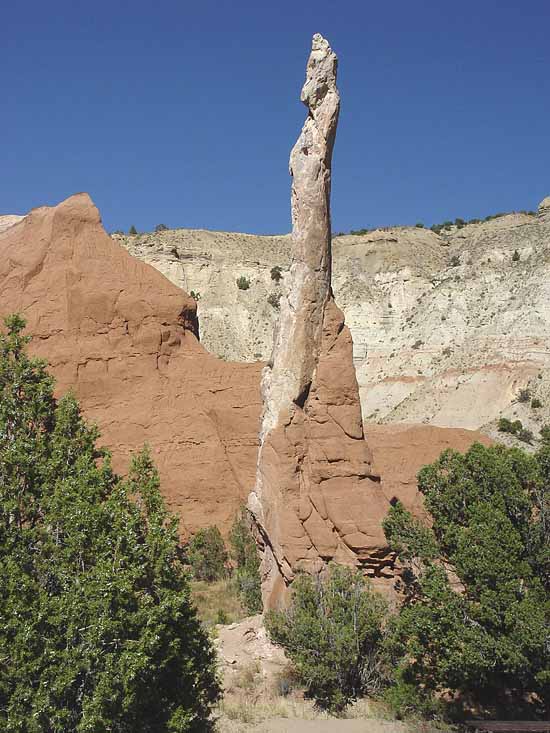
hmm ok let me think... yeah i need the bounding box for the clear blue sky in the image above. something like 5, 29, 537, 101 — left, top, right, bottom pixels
2, 0, 549, 234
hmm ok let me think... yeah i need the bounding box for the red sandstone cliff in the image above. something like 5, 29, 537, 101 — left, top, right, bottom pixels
0, 193, 262, 536
0, 193, 490, 554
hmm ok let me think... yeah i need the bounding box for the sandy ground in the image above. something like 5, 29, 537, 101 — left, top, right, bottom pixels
225, 718, 410, 732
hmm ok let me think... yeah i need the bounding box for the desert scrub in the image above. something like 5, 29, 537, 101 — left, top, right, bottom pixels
270, 265, 283, 283
229, 507, 262, 614
236, 275, 251, 290
186, 525, 228, 582
266, 564, 387, 713
190, 578, 245, 628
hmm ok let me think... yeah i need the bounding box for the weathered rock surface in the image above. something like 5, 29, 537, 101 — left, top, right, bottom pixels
249, 35, 390, 607
0, 194, 262, 536
0, 214, 24, 233
0, 193, 495, 562
367, 423, 492, 517
121, 196, 550, 436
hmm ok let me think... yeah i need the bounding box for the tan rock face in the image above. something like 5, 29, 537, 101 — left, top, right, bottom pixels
121, 209, 550, 434
249, 35, 390, 608
0, 193, 492, 569
0, 193, 262, 537
0, 214, 24, 233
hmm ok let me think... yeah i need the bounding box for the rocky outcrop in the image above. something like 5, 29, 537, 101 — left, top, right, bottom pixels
0, 194, 262, 536
122, 198, 550, 435
0, 214, 24, 233
249, 35, 390, 608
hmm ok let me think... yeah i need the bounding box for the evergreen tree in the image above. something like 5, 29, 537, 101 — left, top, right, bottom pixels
0, 315, 220, 732
383, 442, 550, 717
186, 525, 228, 582
229, 507, 262, 614
266, 565, 387, 712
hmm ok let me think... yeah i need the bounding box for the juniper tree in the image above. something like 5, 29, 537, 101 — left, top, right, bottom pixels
0, 315, 220, 732
383, 442, 550, 717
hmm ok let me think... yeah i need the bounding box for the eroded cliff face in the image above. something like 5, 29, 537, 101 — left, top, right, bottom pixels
0, 194, 262, 536
121, 198, 550, 437
248, 35, 390, 607
0, 195, 493, 565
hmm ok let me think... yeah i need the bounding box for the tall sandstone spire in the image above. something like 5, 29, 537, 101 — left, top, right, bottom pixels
248, 34, 391, 608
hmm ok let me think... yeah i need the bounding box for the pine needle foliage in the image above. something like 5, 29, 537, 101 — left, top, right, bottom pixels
265, 564, 387, 713
0, 315, 220, 732
383, 442, 550, 718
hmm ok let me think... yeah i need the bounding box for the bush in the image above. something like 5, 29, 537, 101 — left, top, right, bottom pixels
0, 315, 220, 731
532, 398, 543, 409
411, 339, 423, 350
267, 292, 281, 310
229, 507, 262, 614
498, 416, 523, 435
450, 255, 460, 267
236, 276, 250, 290
383, 443, 550, 716
519, 388, 531, 402
186, 525, 228, 582
155, 223, 169, 232
518, 427, 534, 444
270, 265, 283, 283
415, 222, 424, 228
266, 565, 387, 713
512, 249, 520, 262
129, 224, 137, 235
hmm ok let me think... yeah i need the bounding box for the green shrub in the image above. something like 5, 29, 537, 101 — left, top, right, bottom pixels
532, 398, 543, 409
518, 427, 534, 444
0, 315, 220, 731
518, 388, 531, 403
266, 565, 387, 713
129, 224, 137, 235
498, 417, 524, 436
450, 255, 460, 267
155, 223, 169, 232
383, 443, 550, 716
270, 265, 283, 283
229, 507, 262, 614
512, 249, 520, 262
215, 608, 229, 625
267, 292, 281, 310
186, 525, 228, 582
236, 276, 250, 290
415, 222, 424, 228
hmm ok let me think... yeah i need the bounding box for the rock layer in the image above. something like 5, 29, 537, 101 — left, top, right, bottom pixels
249, 35, 389, 607
121, 198, 550, 435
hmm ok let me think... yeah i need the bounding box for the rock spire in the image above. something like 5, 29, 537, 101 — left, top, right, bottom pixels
248, 34, 390, 608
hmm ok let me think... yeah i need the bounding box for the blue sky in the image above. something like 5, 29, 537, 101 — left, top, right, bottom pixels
2, 0, 549, 234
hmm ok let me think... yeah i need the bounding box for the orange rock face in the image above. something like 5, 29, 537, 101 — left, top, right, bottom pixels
0, 193, 262, 536
367, 423, 492, 518
0, 193, 491, 583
